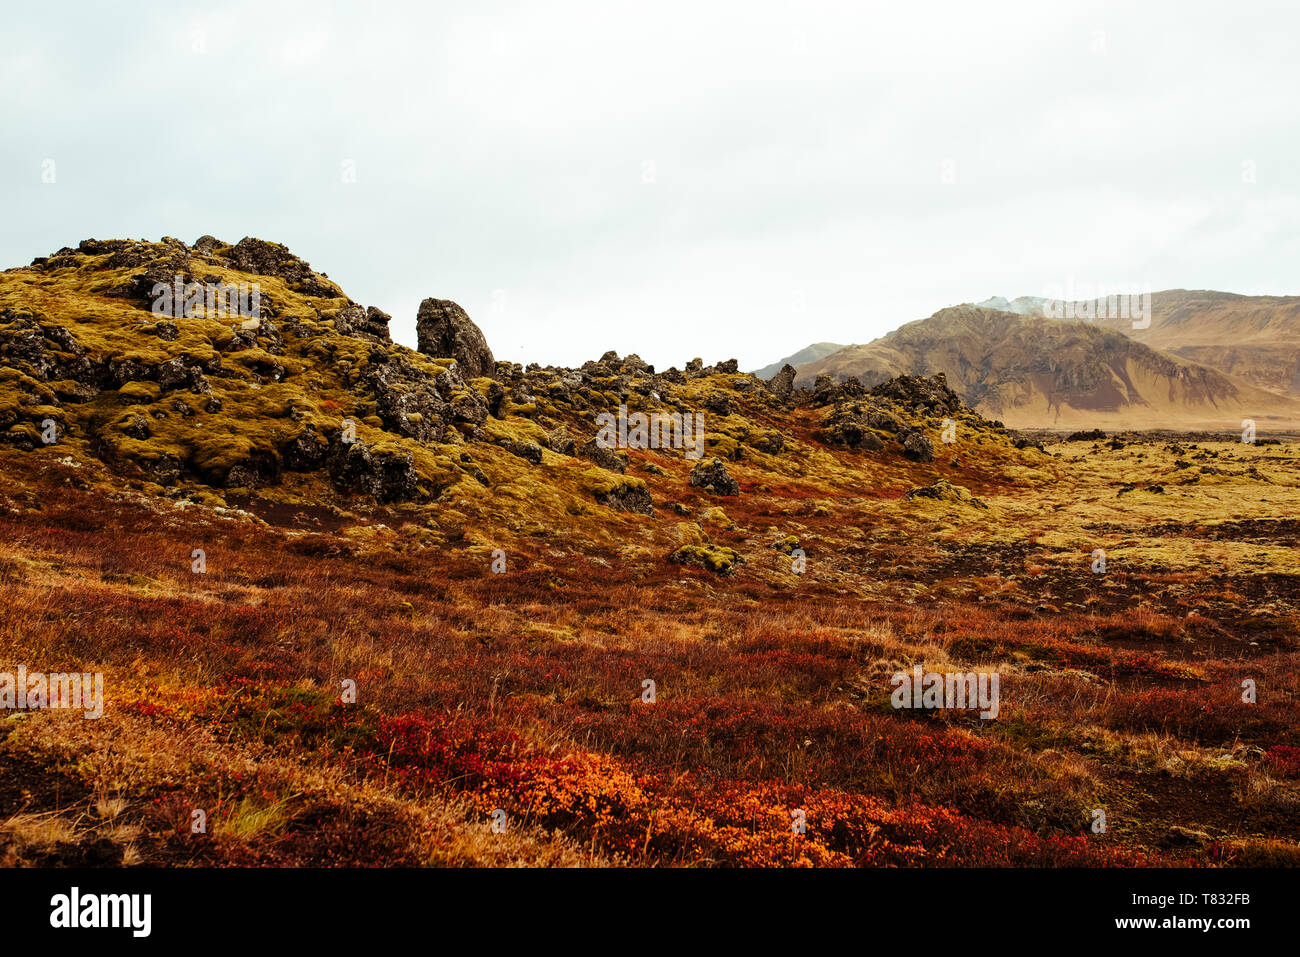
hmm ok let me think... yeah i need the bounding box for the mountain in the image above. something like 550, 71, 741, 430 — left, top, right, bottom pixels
968, 290, 1300, 400
1087, 290, 1300, 399
751, 342, 846, 380
971, 295, 1051, 316
794, 305, 1300, 431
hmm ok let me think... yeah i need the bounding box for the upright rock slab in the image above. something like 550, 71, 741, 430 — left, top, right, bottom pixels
416, 298, 495, 379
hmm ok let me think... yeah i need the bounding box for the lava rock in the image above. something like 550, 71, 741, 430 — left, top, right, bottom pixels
901, 430, 935, 463
868, 372, 962, 416
689, 457, 739, 496
767, 363, 797, 400
416, 298, 495, 379
594, 480, 654, 515
578, 438, 626, 473
328, 441, 421, 503
282, 427, 329, 471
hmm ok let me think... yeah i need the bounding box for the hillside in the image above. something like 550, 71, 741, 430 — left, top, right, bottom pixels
969, 290, 1300, 400
751, 342, 847, 381
793, 306, 1300, 431
1089, 290, 1300, 399
0, 238, 1019, 532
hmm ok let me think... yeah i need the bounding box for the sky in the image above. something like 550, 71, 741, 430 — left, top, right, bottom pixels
4, 0, 1299, 371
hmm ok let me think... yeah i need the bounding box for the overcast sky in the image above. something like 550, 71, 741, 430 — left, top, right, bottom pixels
4, 1, 1299, 370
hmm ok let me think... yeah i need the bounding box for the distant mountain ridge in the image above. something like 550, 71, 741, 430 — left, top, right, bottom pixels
1089, 290, 1300, 398
789, 305, 1300, 431
755, 290, 1300, 430
971, 295, 1052, 316
968, 290, 1300, 399
751, 342, 846, 380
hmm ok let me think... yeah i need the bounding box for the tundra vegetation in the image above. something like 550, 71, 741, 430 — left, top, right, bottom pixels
0, 238, 1296, 867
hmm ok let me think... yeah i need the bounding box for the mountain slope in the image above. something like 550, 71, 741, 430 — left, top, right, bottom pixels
751, 342, 846, 380
795, 305, 1300, 431
1089, 290, 1300, 398
969, 290, 1300, 400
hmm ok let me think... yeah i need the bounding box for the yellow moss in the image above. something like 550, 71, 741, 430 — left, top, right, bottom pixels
481, 416, 548, 445
700, 506, 731, 526
668, 543, 743, 574
577, 467, 646, 497
117, 381, 160, 403
675, 522, 707, 546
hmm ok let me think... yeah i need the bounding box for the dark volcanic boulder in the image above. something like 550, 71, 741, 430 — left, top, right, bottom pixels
416, 298, 495, 379
499, 440, 543, 465
546, 428, 576, 455
364, 350, 450, 443
227, 237, 340, 299
594, 480, 654, 515
193, 235, 221, 256
767, 363, 797, 400
335, 305, 393, 343
282, 427, 329, 471
328, 441, 421, 503
903, 479, 987, 509
689, 457, 739, 496
900, 430, 935, 463
813, 374, 841, 406
578, 438, 626, 473
868, 372, 962, 417
819, 418, 885, 451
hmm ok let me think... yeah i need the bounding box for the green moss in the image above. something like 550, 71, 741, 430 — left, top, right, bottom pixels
577, 467, 646, 497
668, 543, 744, 575
482, 416, 548, 445
117, 381, 161, 404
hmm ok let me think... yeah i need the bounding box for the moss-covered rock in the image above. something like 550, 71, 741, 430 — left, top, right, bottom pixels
668, 543, 744, 575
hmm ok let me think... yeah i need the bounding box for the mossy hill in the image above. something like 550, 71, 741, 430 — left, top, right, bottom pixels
0, 236, 1039, 573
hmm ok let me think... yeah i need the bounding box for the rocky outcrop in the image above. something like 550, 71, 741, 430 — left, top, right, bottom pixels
900, 430, 935, 463
578, 438, 626, 473
767, 363, 797, 400
594, 478, 653, 515
328, 441, 422, 503
335, 305, 393, 343
903, 479, 987, 509
0, 237, 1034, 514
689, 457, 739, 496
416, 298, 495, 379
868, 372, 962, 417
225, 237, 342, 299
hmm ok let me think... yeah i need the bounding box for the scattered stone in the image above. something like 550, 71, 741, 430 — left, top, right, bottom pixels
578, 438, 626, 473
593, 478, 654, 515
668, 543, 744, 575
900, 430, 935, 463
689, 457, 739, 496
767, 363, 797, 400
328, 441, 421, 503
545, 428, 576, 455
903, 479, 987, 509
